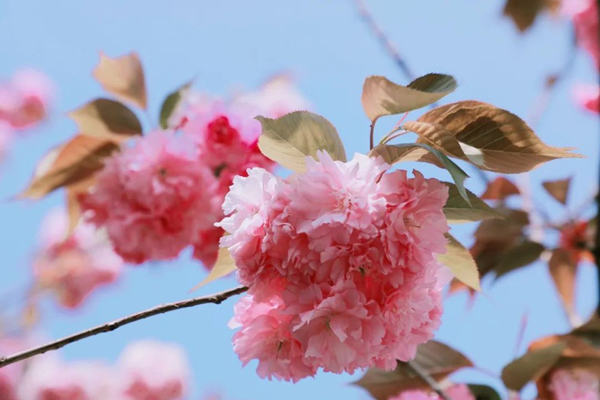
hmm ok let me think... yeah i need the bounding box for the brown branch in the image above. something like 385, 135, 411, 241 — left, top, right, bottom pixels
407, 360, 452, 400
353, 0, 415, 81
595, 0, 600, 317
0, 285, 248, 369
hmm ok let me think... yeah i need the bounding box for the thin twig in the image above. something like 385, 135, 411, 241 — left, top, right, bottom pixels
0, 286, 248, 369
353, 0, 415, 81
407, 361, 451, 400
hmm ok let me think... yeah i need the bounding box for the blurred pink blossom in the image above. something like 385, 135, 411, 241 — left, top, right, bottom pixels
17, 355, 117, 400
220, 152, 449, 380
0, 69, 53, 130
549, 369, 600, 400
118, 340, 190, 400
0, 336, 26, 400
33, 208, 123, 309
389, 384, 475, 400
573, 84, 600, 114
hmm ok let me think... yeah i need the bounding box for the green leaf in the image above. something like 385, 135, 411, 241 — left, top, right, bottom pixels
353, 340, 472, 400
406, 101, 582, 173
362, 74, 457, 121
501, 342, 566, 391
443, 182, 501, 224
68, 98, 143, 141
371, 143, 470, 204
467, 384, 502, 400
256, 111, 347, 173
190, 247, 237, 291
438, 233, 481, 291
159, 80, 192, 129
493, 241, 545, 279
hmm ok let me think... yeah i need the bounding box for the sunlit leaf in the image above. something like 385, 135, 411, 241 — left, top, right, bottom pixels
69, 99, 143, 141
361, 74, 457, 121
443, 182, 501, 224
501, 342, 566, 391
353, 340, 472, 400
548, 248, 578, 323
406, 101, 582, 173
159, 80, 192, 129
20, 135, 119, 199
190, 247, 237, 291
93, 52, 147, 109
256, 111, 346, 173
503, 0, 560, 32
481, 177, 520, 200
438, 233, 481, 291
542, 178, 571, 205
493, 241, 545, 279
370, 143, 470, 204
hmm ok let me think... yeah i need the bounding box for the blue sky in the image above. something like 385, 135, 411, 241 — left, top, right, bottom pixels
0, 1, 598, 399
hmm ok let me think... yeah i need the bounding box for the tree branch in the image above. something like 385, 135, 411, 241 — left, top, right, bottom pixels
595, 0, 600, 317
0, 285, 248, 369
352, 0, 415, 81
407, 360, 452, 400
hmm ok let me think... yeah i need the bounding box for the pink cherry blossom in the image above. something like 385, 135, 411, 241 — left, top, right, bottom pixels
33, 208, 123, 309
18, 355, 117, 400
574, 84, 600, 114
79, 131, 219, 264
389, 384, 475, 400
0, 69, 53, 130
221, 151, 449, 380
117, 340, 190, 400
549, 369, 600, 400
564, 0, 599, 69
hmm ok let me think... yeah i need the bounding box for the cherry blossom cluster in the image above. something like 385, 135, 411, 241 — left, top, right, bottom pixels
548, 368, 600, 400
80, 76, 307, 267
389, 384, 475, 400
220, 151, 450, 381
0, 69, 53, 159
33, 208, 123, 309
1, 338, 189, 400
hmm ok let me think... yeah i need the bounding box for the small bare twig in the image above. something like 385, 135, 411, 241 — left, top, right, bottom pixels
353, 0, 415, 81
407, 360, 451, 400
0, 286, 248, 369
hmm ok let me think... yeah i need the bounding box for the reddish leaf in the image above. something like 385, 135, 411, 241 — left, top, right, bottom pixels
548, 248, 578, 322
503, 0, 561, 32
93, 52, 147, 109
542, 178, 572, 205
481, 177, 520, 200
20, 135, 119, 199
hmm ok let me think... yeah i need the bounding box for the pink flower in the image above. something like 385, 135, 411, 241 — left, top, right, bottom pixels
117, 340, 190, 400
229, 295, 316, 382
80, 131, 219, 264
574, 84, 600, 114
549, 369, 600, 400
33, 208, 123, 309
221, 152, 449, 380
0, 69, 53, 130
18, 355, 117, 400
389, 384, 475, 400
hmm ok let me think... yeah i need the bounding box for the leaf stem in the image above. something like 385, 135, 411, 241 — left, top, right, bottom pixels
369, 117, 378, 150
0, 286, 248, 369
407, 360, 452, 400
